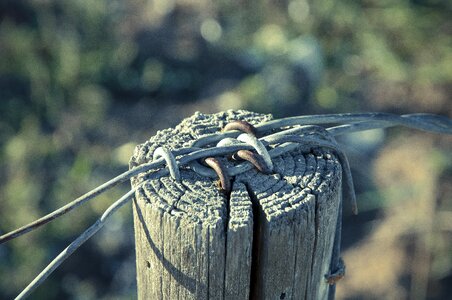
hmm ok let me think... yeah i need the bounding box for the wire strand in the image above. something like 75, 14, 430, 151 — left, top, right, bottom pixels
3, 113, 450, 243
3, 112, 451, 299
15, 187, 139, 300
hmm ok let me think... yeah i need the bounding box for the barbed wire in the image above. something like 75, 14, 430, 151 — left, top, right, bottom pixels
1, 112, 450, 299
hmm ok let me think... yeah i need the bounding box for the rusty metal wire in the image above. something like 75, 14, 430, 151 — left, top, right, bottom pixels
325, 258, 346, 285
1, 112, 451, 299
222, 120, 258, 136
204, 157, 231, 193
234, 150, 271, 174
4, 113, 449, 244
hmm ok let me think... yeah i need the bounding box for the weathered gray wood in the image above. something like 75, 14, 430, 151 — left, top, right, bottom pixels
130, 110, 342, 300
224, 182, 253, 300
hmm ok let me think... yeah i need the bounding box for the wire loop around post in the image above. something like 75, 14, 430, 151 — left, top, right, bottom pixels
264, 134, 358, 215
217, 137, 241, 147
152, 146, 180, 181
3, 111, 451, 299
237, 133, 273, 173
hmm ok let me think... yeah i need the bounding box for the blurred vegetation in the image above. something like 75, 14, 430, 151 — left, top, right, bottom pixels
0, 0, 450, 299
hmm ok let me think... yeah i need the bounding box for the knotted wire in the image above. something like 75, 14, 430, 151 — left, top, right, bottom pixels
1, 112, 450, 299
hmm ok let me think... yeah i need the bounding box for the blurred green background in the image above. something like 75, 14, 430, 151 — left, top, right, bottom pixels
0, 0, 451, 299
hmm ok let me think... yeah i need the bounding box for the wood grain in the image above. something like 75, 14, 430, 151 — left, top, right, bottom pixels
130, 110, 342, 299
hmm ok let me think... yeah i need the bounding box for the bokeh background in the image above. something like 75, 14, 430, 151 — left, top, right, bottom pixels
1, 0, 451, 299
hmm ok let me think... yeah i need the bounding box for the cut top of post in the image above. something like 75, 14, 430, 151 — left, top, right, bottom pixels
130, 110, 343, 300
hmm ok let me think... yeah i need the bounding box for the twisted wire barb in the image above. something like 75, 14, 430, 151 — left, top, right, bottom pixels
0, 112, 450, 299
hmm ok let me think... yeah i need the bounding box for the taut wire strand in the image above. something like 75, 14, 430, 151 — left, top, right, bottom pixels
15, 187, 139, 300
191, 112, 452, 148
2, 113, 451, 244
2, 112, 451, 299
0, 159, 163, 244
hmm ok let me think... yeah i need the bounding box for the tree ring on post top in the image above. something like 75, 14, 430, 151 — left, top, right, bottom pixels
130, 110, 342, 300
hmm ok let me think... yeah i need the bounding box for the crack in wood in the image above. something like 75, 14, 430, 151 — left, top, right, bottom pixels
131, 110, 342, 299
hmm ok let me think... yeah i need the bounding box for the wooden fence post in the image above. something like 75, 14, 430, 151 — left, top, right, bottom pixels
130, 110, 342, 299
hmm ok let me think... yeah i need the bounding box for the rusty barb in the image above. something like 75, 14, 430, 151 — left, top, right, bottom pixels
194, 120, 271, 189
204, 157, 231, 193
325, 258, 346, 285
222, 120, 258, 136
1, 112, 451, 299
222, 120, 273, 174
234, 149, 272, 174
